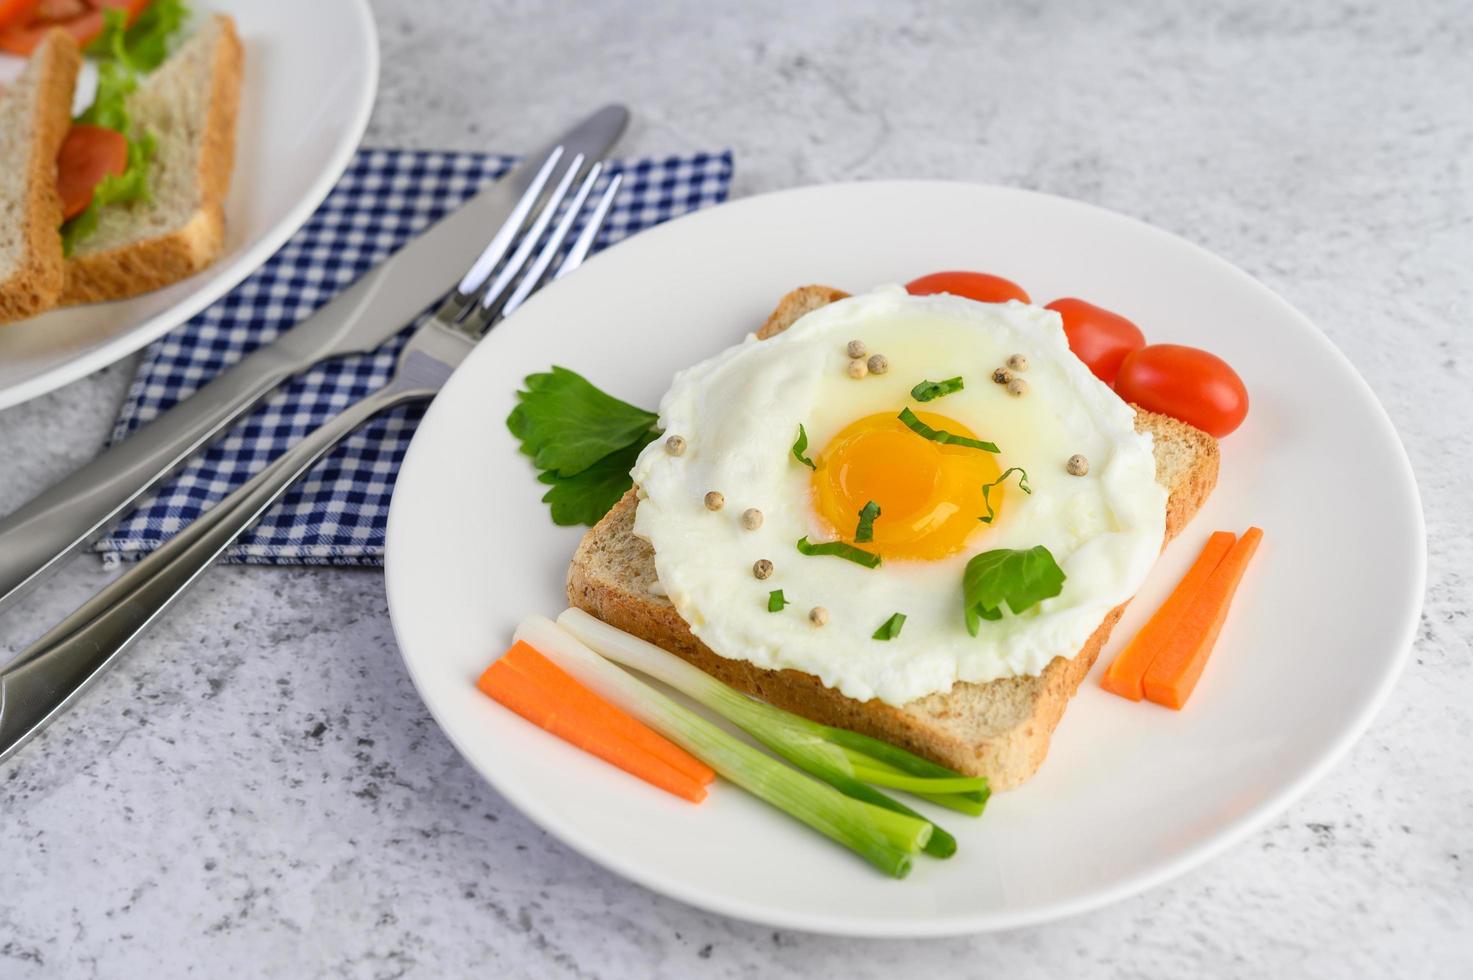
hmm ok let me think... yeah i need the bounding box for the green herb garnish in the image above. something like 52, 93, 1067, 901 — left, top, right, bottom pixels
796, 536, 882, 569
508, 367, 659, 476
872, 613, 907, 640
768, 589, 790, 612
854, 500, 881, 543
978, 467, 1031, 525
507, 366, 660, 526
791, 423, 816, 470
909, 377, 964, 402
962, 546, 1067, 635
897, 407, 999, 453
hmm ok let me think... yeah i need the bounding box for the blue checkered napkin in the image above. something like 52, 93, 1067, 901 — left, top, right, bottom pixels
97, 147, 735, 566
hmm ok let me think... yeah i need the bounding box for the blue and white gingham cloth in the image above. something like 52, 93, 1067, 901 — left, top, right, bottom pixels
98, 147, 734, 566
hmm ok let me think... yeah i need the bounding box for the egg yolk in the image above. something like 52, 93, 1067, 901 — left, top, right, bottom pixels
812, 411, 1004, 561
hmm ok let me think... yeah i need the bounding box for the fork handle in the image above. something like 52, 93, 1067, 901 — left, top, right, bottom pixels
0, 378, 435, 765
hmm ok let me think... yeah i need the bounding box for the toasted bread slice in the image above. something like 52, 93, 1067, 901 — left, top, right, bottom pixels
568, 287, 1220, 790
60, 14, 242, 305
0, 30, 81, 324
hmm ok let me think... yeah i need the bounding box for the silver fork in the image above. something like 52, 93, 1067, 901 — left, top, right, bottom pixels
0, 153, 625, 764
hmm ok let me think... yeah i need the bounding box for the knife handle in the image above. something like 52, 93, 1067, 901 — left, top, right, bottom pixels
0, 341, 308, 620
0, 377, 435, 765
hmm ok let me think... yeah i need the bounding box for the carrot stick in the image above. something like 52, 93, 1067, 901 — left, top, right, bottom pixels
500, 641, 714, 786
1101, 531, 1237, 701
1142, 527, 1264, 710
478, 657, 708, 803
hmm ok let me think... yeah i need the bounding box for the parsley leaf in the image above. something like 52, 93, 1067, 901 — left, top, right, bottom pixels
910, 377, 964, 402
796, 536, 881, 569
791, 423, 816, 470
962, 546, 1067, 635
508, 367, 659, 477
854, 500, 881, 543
872, 612, 906, 640
768, 589, 790, 612
536, 435, 655, 526
978, 467, 1031, 525
898, 407, 1000, 453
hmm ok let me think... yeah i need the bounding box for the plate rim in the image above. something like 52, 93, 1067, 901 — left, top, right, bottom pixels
0, 0, 381, 410
385, 178, 1427, 936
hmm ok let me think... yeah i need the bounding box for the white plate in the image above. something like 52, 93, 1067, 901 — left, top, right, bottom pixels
384, 182, 1425, 936
0, 0, 377, 409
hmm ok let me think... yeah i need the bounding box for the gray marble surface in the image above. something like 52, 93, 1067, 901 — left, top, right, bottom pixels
2, 0, 1470, 976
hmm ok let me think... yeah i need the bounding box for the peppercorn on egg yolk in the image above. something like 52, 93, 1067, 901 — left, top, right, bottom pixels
812, 410, 1003, 561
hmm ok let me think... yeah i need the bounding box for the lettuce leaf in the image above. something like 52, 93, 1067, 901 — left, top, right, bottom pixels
61, 131, 156, 256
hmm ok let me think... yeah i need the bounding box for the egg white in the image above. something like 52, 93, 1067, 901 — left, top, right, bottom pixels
630, 286, 1167, 706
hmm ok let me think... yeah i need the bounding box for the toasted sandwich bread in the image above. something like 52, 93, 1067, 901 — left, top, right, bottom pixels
0, 30, 80, 324
61, 14, 242, 305
569, 286, 1220, 790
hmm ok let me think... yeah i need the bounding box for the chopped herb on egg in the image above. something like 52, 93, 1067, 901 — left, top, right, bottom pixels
854, 500, 882, 543
978, 467, 1032, 525
796, 536, 882, 569
872, 612, 907, 641
768, 589, 790, 612
897, 407, 1000, 453
791, 423, 817, 470
909, 377, 964, 402
961, 546, 1067, 635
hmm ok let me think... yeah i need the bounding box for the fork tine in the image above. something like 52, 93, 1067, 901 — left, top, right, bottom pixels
433, 146, 566, 324
554, 172, 621, 280
498, 162, 605, 320
473, 153, 587, 326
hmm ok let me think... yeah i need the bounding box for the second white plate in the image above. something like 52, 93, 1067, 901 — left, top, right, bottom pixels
0, 0, 378, 409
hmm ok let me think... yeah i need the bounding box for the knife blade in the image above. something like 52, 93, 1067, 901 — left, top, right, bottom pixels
0, 105, 629, 623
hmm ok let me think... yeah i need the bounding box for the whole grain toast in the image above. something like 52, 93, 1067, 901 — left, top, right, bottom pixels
568, 286, 1219, 789
0, 30, 80, 325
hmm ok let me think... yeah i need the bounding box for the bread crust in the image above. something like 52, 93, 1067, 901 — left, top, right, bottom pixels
0, 31, 80, 324
60, 15, 242, 305
567, 286, 1219, 790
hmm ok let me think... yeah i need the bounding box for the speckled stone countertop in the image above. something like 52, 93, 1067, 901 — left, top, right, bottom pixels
2, 0, 1470, 976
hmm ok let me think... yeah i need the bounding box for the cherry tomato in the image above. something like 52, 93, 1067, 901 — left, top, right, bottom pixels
1115, 344, 1249, 437
57, 124, 129, 219
906, 270, 1030, 305
1044, 297, 1146, 384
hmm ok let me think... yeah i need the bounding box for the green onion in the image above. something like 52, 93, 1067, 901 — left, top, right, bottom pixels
978, 466, 1031, 524
557, 609, 995, 858
767, 589, 790, 612
898, 407, 1000, 453
796, 536, 881, 569
791, 423, 817, 470
910, 377, 965, 402
520, 615, 932, 876
872, 612, 906, 641
854, 500, 881, 543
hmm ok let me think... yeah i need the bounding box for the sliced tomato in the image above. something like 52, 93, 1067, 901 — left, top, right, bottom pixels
0, 0, 148, 55
906, 270, 1031, 305
56, 123, 128, 218
37, 0, 89, 19
0, 0, 43, 32
1115, 344, 1249, 437
1044, 297, 1147, 384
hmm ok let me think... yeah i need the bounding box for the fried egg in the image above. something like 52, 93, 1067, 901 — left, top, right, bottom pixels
630, 286, 1167, 705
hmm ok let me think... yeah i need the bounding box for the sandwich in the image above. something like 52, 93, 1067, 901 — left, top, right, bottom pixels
0, 3, 241, 324
564, 285, 1220, 790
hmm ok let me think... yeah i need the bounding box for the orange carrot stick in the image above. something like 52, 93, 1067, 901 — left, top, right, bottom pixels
478, 658, 708, 803
500, 641, 714, 786
1142, 527, 1264, 710
1101, 531, 1237, 701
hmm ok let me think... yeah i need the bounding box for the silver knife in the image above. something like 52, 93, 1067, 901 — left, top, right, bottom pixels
0, 105, 629, 620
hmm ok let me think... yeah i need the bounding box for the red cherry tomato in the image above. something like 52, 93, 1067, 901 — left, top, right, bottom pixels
1045, 298, 1146, 384
906, 270, 1030, 305
1115, 344, 1249, 437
